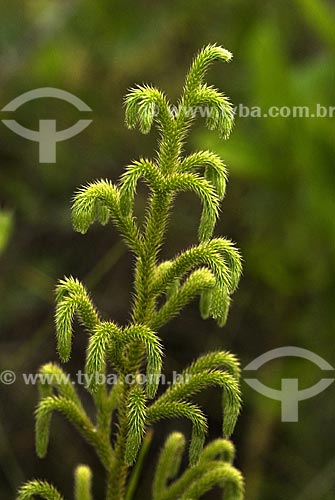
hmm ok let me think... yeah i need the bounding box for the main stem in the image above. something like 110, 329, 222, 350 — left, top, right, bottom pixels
106, 192, 171, 500
107, 119, 183, 499
106, 381, 129, 500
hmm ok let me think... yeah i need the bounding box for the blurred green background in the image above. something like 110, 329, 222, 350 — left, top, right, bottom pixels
0, 1, 334, 499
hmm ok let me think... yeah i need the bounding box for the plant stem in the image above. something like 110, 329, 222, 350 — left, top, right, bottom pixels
107, 113, 180, 499
106, 382, 129, 500
125, 430, 153, 500
109, 188, 171, 498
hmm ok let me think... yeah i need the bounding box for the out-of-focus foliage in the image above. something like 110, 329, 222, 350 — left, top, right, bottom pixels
0, 211, 13, 255
0, 1, 334, 499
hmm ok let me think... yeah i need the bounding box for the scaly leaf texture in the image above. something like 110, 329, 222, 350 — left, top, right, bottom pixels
16, 481, 65, 500
152, 432, 186, 500
74, 465, 93, 500
147, 400, 208, 466
160, 461, 243, 500
55, 277, 100, 362
119, 159, 162, 216
156, 370, 241, 439
85, 321, 122, 391
199, 438, 235, 464
35, 396, 95, 459
21, 44, 245, 500
181, 151, 228, 199
125, 385, 147, 464
38, 363, 83, 407
121, 324, 163, 398
151, 268, 216, 330
180, 463, 244, 500
155, 436, 242, 500
72, 180, 142, 254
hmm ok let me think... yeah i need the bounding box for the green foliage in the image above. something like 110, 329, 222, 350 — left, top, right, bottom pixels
125, 385, 147, 465
74, 465, 93, 500
18, 45, 243, 500
152, 432, 186, 499
0, 210, 13, 255
55, 277, 100, 362
17, 480, 64, 500
1, 4, 332, 500
153, 435, 244, 500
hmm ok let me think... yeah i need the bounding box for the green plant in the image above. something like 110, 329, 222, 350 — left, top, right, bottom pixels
17, 44, 244, 500
0, 210, 13, 255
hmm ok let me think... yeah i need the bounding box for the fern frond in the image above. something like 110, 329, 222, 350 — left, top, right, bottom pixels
199, 438, 235, 464
159, 461, 243, 500
181, 351, 241, 381
180, 463, 244, 500
181, 151, 228, 199
199, 202, 216, 242
147, 400, 207, 465
152, 239, 240, 298
157, 370, 241, 439
72, 180, 142, 254
17, 480, 65, 500
121, 324, 163, 398
125, 85, 171, 134
35, 396, 95, 458
18, 45, 244, 500
74, 465, 93, 500
152, 432, 186, 500
177, 44, 234, 142
199, 288, 212, 319
182, 44, 233, 99
152, 268, 215, 329
182, 237, 239, 324
210, 285, 231, 327
210, 238, 242, 292
55, 277, 100, 317
119, 159, 162, 216
72, 180, 119, 234
38, 363, 82, 407
153, 261, 181, 300
191, 84, 234, 139
167, 172, 220, 221
125, 385, 147, 464
55, 277, 100, 362
85, 321, 122, 391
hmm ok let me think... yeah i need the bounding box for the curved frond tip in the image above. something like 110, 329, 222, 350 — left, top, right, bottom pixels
125, 84, 171, 134
71, 180, 119, 234
17, 480, 64, 500
55, 276, 100, 362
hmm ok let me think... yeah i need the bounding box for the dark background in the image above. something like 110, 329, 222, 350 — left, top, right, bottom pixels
0, 1, 334, 499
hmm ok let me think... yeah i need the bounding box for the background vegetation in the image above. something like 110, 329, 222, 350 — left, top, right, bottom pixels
0, 1, 334, 499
